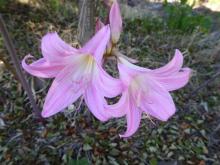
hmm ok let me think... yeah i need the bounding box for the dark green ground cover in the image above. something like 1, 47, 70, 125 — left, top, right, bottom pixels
0, 1, 220, 164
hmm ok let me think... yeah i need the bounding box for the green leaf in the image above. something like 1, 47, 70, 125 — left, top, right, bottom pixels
83, 144, 92, 151
68, 157, 89, 165
149, 158, 157, 165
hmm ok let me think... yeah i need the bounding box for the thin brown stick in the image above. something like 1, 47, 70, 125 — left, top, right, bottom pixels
189, 70, 220, 97
0, 14, 42, 120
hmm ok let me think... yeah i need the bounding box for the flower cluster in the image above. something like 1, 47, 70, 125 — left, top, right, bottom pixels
22, 0, 191, 137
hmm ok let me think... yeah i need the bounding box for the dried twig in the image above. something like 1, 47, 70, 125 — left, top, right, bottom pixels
0, 14, 42, 120
189, 70, 220, 97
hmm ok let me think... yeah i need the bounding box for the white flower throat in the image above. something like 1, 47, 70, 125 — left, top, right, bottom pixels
71, 54, 97, 90
129, 75, 149, 107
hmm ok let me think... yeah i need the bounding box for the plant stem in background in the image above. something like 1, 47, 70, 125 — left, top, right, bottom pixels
77, 0, 96, 45
0, 14, 42, 120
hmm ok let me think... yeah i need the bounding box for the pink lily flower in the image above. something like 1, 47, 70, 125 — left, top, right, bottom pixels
107, 50, 192, 137
98, 0, 122, 45
109, 0, 122, 44
22, 25, 122, 121
98, 0, 139, 63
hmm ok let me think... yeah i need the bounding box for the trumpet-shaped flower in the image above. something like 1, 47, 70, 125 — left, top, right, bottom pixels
107, 50, 192, 137
22, 25, 122, 121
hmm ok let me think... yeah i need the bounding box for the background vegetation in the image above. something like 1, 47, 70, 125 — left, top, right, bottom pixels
0, 0, 220, 164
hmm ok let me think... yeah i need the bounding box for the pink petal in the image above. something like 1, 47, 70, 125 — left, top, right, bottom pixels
95, 65, 122, 97
118, 63, 135, 86
114, 50, 138, 63
41, 32, 78, 62
95, 18, 105, 32
118, 56, 149, 72
152, 68, 192, 91
109, 0, 122, 44
141, 78, 176, 121
82, 25, 111, 64
152, 49, 183, 76
118, 57, 149, 86
119, 54, 139, 64
94, 19, 113, 57
42, 65, 84, 118
120, 98, 142, 138
105, 92, 128, 118
84, 85, 111, 122
22, 55, 64, 78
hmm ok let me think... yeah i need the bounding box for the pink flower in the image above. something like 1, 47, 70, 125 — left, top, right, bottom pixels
107, 50, 192, 137
97, 0, 122, 45
22, 25, 122, 121
109, 0, 122, 44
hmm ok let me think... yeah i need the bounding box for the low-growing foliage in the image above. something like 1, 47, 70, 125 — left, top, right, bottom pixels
125, 1, 211, 35
164, 0, 212, 33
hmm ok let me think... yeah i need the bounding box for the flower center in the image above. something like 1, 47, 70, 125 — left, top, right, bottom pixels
71, 54, 97, 91
129, 75, 149, 107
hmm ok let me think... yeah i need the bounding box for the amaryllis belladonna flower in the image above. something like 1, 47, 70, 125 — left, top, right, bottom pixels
109, 0, 122, 44
22, 25, 122, 121
106, 50, 192, 137
97, 0, 138, 63
97, 0, 122, 45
